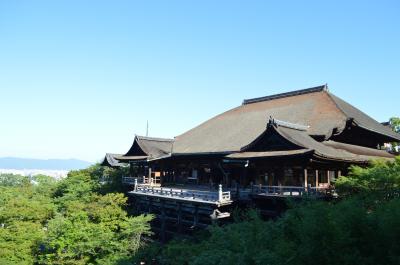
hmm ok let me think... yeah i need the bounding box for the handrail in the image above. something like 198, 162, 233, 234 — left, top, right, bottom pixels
251, 185, 330, 197
132, 183, 231, 203
122, 176, 136, 184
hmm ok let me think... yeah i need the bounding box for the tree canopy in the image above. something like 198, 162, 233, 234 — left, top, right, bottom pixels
0, 165, 152, 265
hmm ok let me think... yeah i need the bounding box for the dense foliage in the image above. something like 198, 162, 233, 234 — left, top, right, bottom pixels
0, 166, 152, 265
2, 157, 399, 264
389, 117, 400, 152
390, 117, 400, 133
136, 157, 400, 265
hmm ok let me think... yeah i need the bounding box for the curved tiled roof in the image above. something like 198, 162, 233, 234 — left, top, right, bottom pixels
227, 122, 394, 163
121, 135, 174, 161
100, 153, 125, 167
173, 85, 400, 155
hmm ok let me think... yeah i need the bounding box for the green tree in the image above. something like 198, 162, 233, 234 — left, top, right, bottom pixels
390, 117, 400, 133
335, 157, 400, 199
0, 173, 30, 187
38, 169, 153, 265
389, 117, 400, 152
0, 168, 153, 265
0, 174, 56, 265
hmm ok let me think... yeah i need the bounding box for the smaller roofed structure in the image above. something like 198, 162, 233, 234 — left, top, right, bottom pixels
226, 117, 394, 164
100, 153, 126, 168
117, 135, 174, 162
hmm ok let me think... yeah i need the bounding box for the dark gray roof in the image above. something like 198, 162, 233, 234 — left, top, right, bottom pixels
121, 135, 174, 161
271, 123, 389, 162
172, 85, 400, 155
328, 93, 400, 141
100, 153, 126, 167
228, 121, 393, 163
323, 140, 394, 158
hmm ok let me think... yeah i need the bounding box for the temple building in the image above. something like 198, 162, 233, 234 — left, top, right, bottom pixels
102, 85, 400, 239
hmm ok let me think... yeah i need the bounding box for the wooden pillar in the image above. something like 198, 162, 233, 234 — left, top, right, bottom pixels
304, 168, 308, 187
160, 171, 164, 186
243, 162, 249, 188
315, 170, 319, 187
161, 200, 166, 243
193, 204, 199, 227
177, 202, 182, 234
327, 170, 331, 185
148, 198, 152, 213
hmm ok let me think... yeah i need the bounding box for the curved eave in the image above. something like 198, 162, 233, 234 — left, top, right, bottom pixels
116, 155, 148, 162
226, 149, 313, 159
354, 121, 400, 142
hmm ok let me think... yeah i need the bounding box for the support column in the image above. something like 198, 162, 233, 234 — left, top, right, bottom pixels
148, 167, 152, 184
218, 184, 223, 202
327, 170, 331, 185
148, 198, 152, 213
134, 178, 138, 191
315, 170, 319, 187
304, 168, 308, 188
177, 202, 182, 234
161, 200, 166, 243
193, 204, 199, 227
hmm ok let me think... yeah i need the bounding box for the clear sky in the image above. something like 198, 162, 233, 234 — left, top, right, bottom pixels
0, 0, 399, 162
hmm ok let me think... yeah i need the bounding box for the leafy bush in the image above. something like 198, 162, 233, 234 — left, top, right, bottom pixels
335, 156, 400, 199
142, 198, 400, 265
0, 167, 153, 265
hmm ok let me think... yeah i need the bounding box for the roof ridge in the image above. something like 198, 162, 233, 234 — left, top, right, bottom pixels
242, 84, 328, 105
268, 117, 309, 131
135, 135, 174, 142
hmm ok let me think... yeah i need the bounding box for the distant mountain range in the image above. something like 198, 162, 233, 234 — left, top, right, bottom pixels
0, 157, 92, 170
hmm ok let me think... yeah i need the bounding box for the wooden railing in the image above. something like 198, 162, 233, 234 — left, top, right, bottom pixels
251, 185, 330, 197
122, 176, 136, 184
122, 176, 160, 186
221, 191, 231, 201
132, 183, 231, 203
143, 176, 161, 186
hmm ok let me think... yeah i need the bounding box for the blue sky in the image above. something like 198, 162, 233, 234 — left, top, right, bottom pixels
0, 0, 399, 162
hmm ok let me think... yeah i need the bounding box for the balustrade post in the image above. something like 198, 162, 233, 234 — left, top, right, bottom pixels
218, 184, 223, 202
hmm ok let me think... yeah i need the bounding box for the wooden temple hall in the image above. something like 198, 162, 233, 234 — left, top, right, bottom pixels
101, 85, 399, 236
